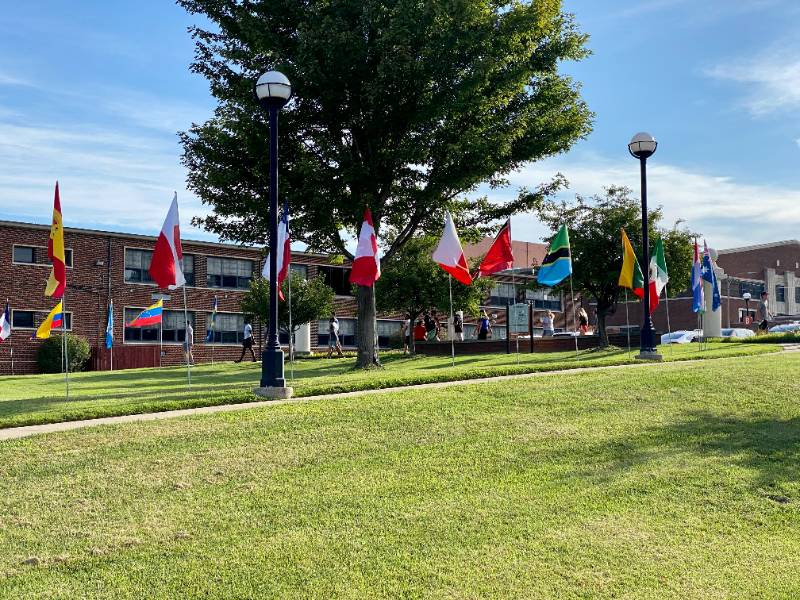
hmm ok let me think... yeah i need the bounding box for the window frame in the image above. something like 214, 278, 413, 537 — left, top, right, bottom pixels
206, 255, 256, 290
12, 244, 74, 268
317, 265, 354, 297
124, 246, 196, 287
205, 311, 248, 345
122, 307, 195, 344
11, 308, 73, 331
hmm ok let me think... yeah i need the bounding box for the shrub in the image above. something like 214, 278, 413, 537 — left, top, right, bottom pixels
720, 332, 800, 344
37, 334, 92, 373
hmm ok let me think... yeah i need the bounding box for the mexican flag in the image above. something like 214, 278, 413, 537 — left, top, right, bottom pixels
649, 238, 669, 312
618, 228, 645, 299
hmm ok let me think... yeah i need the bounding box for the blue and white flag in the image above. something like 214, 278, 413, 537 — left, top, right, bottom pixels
105, 301, 114, 349
691, 240, 704, 313
701, 241, 721, 312
0, 302, 11, 342
206, 295, 218, 342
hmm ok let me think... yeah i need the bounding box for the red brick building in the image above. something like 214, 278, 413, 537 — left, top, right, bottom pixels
1, 222, 556, 374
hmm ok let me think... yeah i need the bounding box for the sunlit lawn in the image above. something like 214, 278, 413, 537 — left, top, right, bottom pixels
0, 342, 779, 428
1, 352, 799, 598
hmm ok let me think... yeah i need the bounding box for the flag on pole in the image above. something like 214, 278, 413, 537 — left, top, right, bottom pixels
126, 300, 164, 328
105, 301, 114, 349
649, 238, 669, 312
701, 241, 721, 312
537, 224, 572, 287
618, 228, 645, 298
149, 193, 185, 290
206, 296, 218, 342
34, 301, 64, 339
262, 201, 292, 300
477, 219, 514, 278
45, 182, 67, 298
691, 240, 705, 313
432, 210, 472, 285
349, 207, 381, 286
0, 302, 11, 341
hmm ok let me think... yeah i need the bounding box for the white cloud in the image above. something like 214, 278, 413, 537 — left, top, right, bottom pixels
484, 155, 800, 250
705, 44, 800, 116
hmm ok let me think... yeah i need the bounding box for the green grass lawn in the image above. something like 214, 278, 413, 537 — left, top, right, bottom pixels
0, 342, 779, 429
1, 352, 799, 598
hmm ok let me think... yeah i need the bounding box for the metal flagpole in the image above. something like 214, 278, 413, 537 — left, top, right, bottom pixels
624, 290, 632, 359
182, 287, 191, 386
159, 318, 163, 368
62, 293, 70, 400
448, 275, 455, 367
512, 271, 519, 365
568, 274, 579, 357
288, 274, 294, 382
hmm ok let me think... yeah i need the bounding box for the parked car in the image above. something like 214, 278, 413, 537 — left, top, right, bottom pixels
661, 330, 702, 344
768, 322, 800, 333
720, 328, 755, 339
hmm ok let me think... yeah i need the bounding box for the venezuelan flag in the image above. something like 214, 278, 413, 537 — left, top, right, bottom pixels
45, 182, 67, 298
35, 301, 64, 339
126, 300, 163, 328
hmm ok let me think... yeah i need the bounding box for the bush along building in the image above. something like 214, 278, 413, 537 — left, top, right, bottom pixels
1, 222, 565, 374
604, 240, 800, 335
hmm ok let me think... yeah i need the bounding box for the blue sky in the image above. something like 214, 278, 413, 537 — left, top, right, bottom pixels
0, 0, 799, 249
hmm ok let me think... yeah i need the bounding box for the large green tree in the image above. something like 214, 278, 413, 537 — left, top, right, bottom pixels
531, 186, 694, 346
178, 0, 593, 367
375, 236, 495, 354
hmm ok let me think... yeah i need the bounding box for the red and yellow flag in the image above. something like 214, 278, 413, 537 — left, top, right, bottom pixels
45, 182, 66, 298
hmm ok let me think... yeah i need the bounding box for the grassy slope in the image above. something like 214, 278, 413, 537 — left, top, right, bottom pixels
1, 352, 800, 598
0, 342, 778, 429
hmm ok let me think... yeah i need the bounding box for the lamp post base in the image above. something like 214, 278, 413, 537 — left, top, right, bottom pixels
635, 350, 663, 361
253, 386, 294, 400
260, 348, 286, 388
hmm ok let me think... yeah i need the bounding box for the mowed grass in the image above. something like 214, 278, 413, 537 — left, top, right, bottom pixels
0, 342, 778, 428
1, 352, 800, 598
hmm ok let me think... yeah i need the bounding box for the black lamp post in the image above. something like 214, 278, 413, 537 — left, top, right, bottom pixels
255, 70, 292, 395
628, 132, 662, 360
743, 292, 752, 326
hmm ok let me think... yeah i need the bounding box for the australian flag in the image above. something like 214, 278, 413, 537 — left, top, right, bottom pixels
701, 241, 721, 312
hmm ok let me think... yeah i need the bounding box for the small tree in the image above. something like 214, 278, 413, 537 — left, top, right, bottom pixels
241, 273, 334, 354
376, 236, 494, 354
531, 186, 694, 346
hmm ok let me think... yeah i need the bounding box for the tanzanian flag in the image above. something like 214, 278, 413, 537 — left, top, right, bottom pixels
537, 225, 572, 286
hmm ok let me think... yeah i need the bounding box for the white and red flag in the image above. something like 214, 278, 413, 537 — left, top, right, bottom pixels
477, 218, 513, 277
149, 192, 186, 290
432, 210, 472, 285
262, 201, 291, 300
349, 208, 381, 286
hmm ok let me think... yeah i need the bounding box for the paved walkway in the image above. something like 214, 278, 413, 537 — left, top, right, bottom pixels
2, 346, 798, 442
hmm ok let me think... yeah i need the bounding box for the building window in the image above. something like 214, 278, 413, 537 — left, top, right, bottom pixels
776, 285, 786, 303
125, 249, 154, 284
377, 319, 403, 348
739, 281, 765, 299
488, 282, 516, 306
182, 255, 195, 286
207, 313, 246, 344
290, 264, 308, 279
11, 310, 35, 329
13, 245, 73, 267
124, 309, 194, 343
207, 257, 254, 289
318, 318, 356, 347
318, 266, 353, 296
796, 287, 800, 305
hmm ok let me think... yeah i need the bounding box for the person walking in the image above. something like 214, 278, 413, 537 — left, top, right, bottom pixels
401, 315, 411, 354
184, 320, 195, 365
578, 308, 589, 335
235, 318, 257, 363
327, 312, 344, 358
475, 310, 492, 340
454, 310, 464, 342
758, 291, 772, 334
542, 311, 555, 337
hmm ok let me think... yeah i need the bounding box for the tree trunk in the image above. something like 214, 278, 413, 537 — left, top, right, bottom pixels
356, 285, 381, 368
596, 307, 610, 348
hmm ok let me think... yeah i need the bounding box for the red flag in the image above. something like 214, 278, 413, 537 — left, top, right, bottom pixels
149, 193, 185, 290
432, 210, 472, 285
477, 219, 513, 277
349, 208, 381, 286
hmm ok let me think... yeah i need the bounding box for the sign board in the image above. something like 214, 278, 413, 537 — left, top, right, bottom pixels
151, 293, 171, 302
509, 303, 529, 333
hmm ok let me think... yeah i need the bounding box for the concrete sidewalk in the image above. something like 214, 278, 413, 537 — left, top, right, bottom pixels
2, 346, 796, 442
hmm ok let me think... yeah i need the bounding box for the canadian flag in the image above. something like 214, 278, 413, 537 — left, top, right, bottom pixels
432, 210, 472, 285
263, 202, 291, 300
349, 208, 381, 286
149, 192, 186, 290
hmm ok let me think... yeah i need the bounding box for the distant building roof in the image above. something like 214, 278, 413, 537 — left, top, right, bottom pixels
717, 240, 800, 254
463, 237, 547, 270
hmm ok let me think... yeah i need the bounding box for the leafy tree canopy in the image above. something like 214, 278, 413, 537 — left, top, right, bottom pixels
240, 272, 334, 333
530, 185, 695, 344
